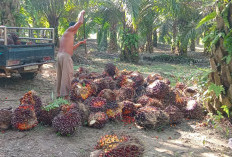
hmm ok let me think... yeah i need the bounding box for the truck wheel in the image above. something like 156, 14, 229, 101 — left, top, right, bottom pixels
20, 72, 37, 80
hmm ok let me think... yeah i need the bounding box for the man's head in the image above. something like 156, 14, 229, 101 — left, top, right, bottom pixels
69, 22, 76, 27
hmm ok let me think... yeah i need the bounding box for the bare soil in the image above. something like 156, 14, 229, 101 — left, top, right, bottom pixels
0, 41, 232, 157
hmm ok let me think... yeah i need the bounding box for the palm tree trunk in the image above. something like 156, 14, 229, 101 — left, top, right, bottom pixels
108, 22, 118, 52
205, 3, 232, 114
48, 15, 59, 46
172, 20, 177, 53
190, 39, 195, 51
0, 0, 20, 26
153, 29, 157, 48
146, 25, 153, 53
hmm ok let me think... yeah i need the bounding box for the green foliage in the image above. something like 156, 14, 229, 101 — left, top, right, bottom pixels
196, 11, 216, 29
43, 98, 69, 111
223, 31, 232, 63
208, 83, 225, 98
221, 105, 230, 117
122, 31, 139, 50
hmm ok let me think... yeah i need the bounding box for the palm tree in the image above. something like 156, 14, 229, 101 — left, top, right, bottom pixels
0, 0, 20, 26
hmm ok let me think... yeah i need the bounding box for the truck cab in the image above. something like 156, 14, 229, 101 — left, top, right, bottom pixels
0, 26, 55, 79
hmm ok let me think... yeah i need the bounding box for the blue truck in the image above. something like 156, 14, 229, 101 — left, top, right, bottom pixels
0, 26, 55, 79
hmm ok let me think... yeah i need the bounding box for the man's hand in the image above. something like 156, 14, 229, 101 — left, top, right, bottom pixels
78, 10, 85, 24
82, 39, 87, 44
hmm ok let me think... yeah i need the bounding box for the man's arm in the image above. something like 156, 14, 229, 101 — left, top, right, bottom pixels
73, 39, 87, 50
68, 10, 85, 34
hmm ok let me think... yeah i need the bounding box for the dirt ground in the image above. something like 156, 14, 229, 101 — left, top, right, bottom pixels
0, 41, 232, 157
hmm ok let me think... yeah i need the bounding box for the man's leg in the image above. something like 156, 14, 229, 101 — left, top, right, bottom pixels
56, 53, 62, 97
60, 54, 73, 98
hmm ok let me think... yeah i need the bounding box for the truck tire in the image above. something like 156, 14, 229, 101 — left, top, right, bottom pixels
20, 72, 37, 80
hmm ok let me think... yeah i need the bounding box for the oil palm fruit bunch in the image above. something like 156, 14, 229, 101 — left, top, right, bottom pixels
88, 97, 107, 112
88, 112, 108, 128
98, 89, 116, 103
115, 75, 135, 89
94, 78, 109, 94
95, 134, 144, 157
104, 63, 117, 77
106, 107, 122, 121
70, 79, 97, 102
104, 77, 116, 90
161, 88, 177, 108
11, 104, 38, 131
117, 87, 135, 102
175, 82, 186, 90
37, 98, 68, 125
20, 90, 42, 117
174, 89, 188, 111
136, 95, 163, 109
145, 73, 163, 86
128, 72, 144, 88
184, 99, 204, 120
74, 67, 89, 78
164, 105, 184, 124
52, 104, 82, 136
135, 106, 169, 130
119, 101, 136, 123
0, 107, 13, 130
146, 80, 169, 99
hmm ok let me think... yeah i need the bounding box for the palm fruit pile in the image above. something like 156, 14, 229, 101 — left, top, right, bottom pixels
94, 133, 144, 157
69, 63, 204, 130
0, 107, 13, 130
0, 63, 204, 136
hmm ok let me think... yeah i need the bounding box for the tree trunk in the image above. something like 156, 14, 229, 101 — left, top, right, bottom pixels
172, 20, 177, 53
196, 37, 200, 46
48, 15, 59, 46
206, 2, 232, 114
108, 22, 118, 52
146, 25, 153, 53
0, 0, 20, 26
120, 12, 139, 63
190, 39, 195, 51
153, 29, 157, 47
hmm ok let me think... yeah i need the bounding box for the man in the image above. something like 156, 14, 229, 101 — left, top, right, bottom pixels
57, 10, 87, 99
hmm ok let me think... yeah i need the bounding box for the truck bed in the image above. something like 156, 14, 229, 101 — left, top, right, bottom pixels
0, 43, 55, 68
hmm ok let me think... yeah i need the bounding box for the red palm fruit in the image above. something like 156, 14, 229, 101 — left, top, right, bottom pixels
20, 90, 42, 117
161, 88, 177, 108
164, 105, 184, 124
135, 106, 169, 130
146, 80, 169, 99
145, 73, 163, 85
88, 97, 107, 112
117, 87, 135, 102
88, 112, 108, 128
11, 104, 38, 131
184, 100, 204, 120
104, 63, 117, 77
0, 107, 13, 130
98, 89, 116, 102
52, 109, 82, 136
